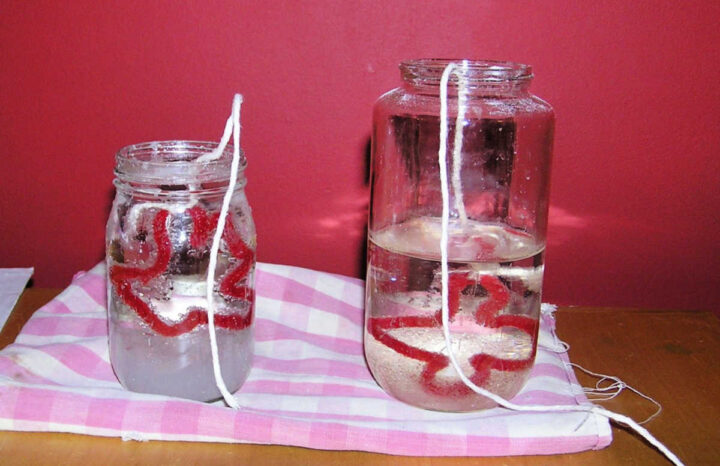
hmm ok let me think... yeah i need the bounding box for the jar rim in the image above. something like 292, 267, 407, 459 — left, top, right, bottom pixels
115, 140, 245, 185
400, 59, 533, 85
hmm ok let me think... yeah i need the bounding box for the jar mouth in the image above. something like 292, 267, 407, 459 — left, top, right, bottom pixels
400, 59, 532, 89
115, 140, 246, 185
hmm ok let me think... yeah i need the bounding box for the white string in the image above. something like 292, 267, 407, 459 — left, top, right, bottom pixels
539, 306, 572, 354
539, 307, 662, 424
125, 127, 233, 234
451, 60, 469, 224
437, 62, 682, 466
204, 94, 244, 409
196, 110, 235, 164
125, 202, 194, 235
125, 119, 234, 233
570, 363, 663, 425
438, 65, 453, 359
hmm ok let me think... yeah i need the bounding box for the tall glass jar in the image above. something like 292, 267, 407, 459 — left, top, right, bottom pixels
365, 59, 554, 411
106, 141, 256, 402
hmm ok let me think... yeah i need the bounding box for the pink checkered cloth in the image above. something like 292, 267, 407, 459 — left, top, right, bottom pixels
0, 263, 610, 456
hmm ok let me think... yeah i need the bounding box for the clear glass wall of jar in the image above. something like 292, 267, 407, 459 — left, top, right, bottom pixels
106, 141, 256, 402
365, 60, 554, 411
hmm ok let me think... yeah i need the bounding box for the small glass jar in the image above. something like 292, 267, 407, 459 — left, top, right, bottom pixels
106, 141, 256, 401
365, 59, 554, 411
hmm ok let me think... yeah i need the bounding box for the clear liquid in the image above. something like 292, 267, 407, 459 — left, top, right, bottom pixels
365, 216, 543, 411
108, 279, 253, 402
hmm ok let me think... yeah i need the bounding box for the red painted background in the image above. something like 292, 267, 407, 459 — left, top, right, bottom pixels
1, 1, 718, 312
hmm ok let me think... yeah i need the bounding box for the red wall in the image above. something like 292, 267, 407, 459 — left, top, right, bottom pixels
1, 1, 718, 313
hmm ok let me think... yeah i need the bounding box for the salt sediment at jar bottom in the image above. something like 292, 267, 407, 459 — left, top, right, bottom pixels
109, 313, 253, 401
365, 324, 533, 411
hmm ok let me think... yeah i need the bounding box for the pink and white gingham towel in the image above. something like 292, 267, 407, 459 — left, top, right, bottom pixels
0, 263, 610, 456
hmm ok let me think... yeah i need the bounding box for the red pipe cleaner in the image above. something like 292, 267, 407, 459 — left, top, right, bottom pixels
367, 272, 538, 398
110, 207, 254, 337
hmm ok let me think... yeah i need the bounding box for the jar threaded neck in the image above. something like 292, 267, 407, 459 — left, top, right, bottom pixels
400, 59, 532, 94
115, 140, 246, 185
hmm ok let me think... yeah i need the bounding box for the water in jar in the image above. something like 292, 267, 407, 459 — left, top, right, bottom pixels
107, 202, 254, 402
365, 216, 542, 412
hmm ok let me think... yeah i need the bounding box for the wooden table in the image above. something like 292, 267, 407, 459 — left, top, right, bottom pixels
1, 289, 718, 465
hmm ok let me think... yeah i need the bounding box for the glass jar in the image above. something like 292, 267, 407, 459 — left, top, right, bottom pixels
106, 141, 256, 401
365, 59, 554, 411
